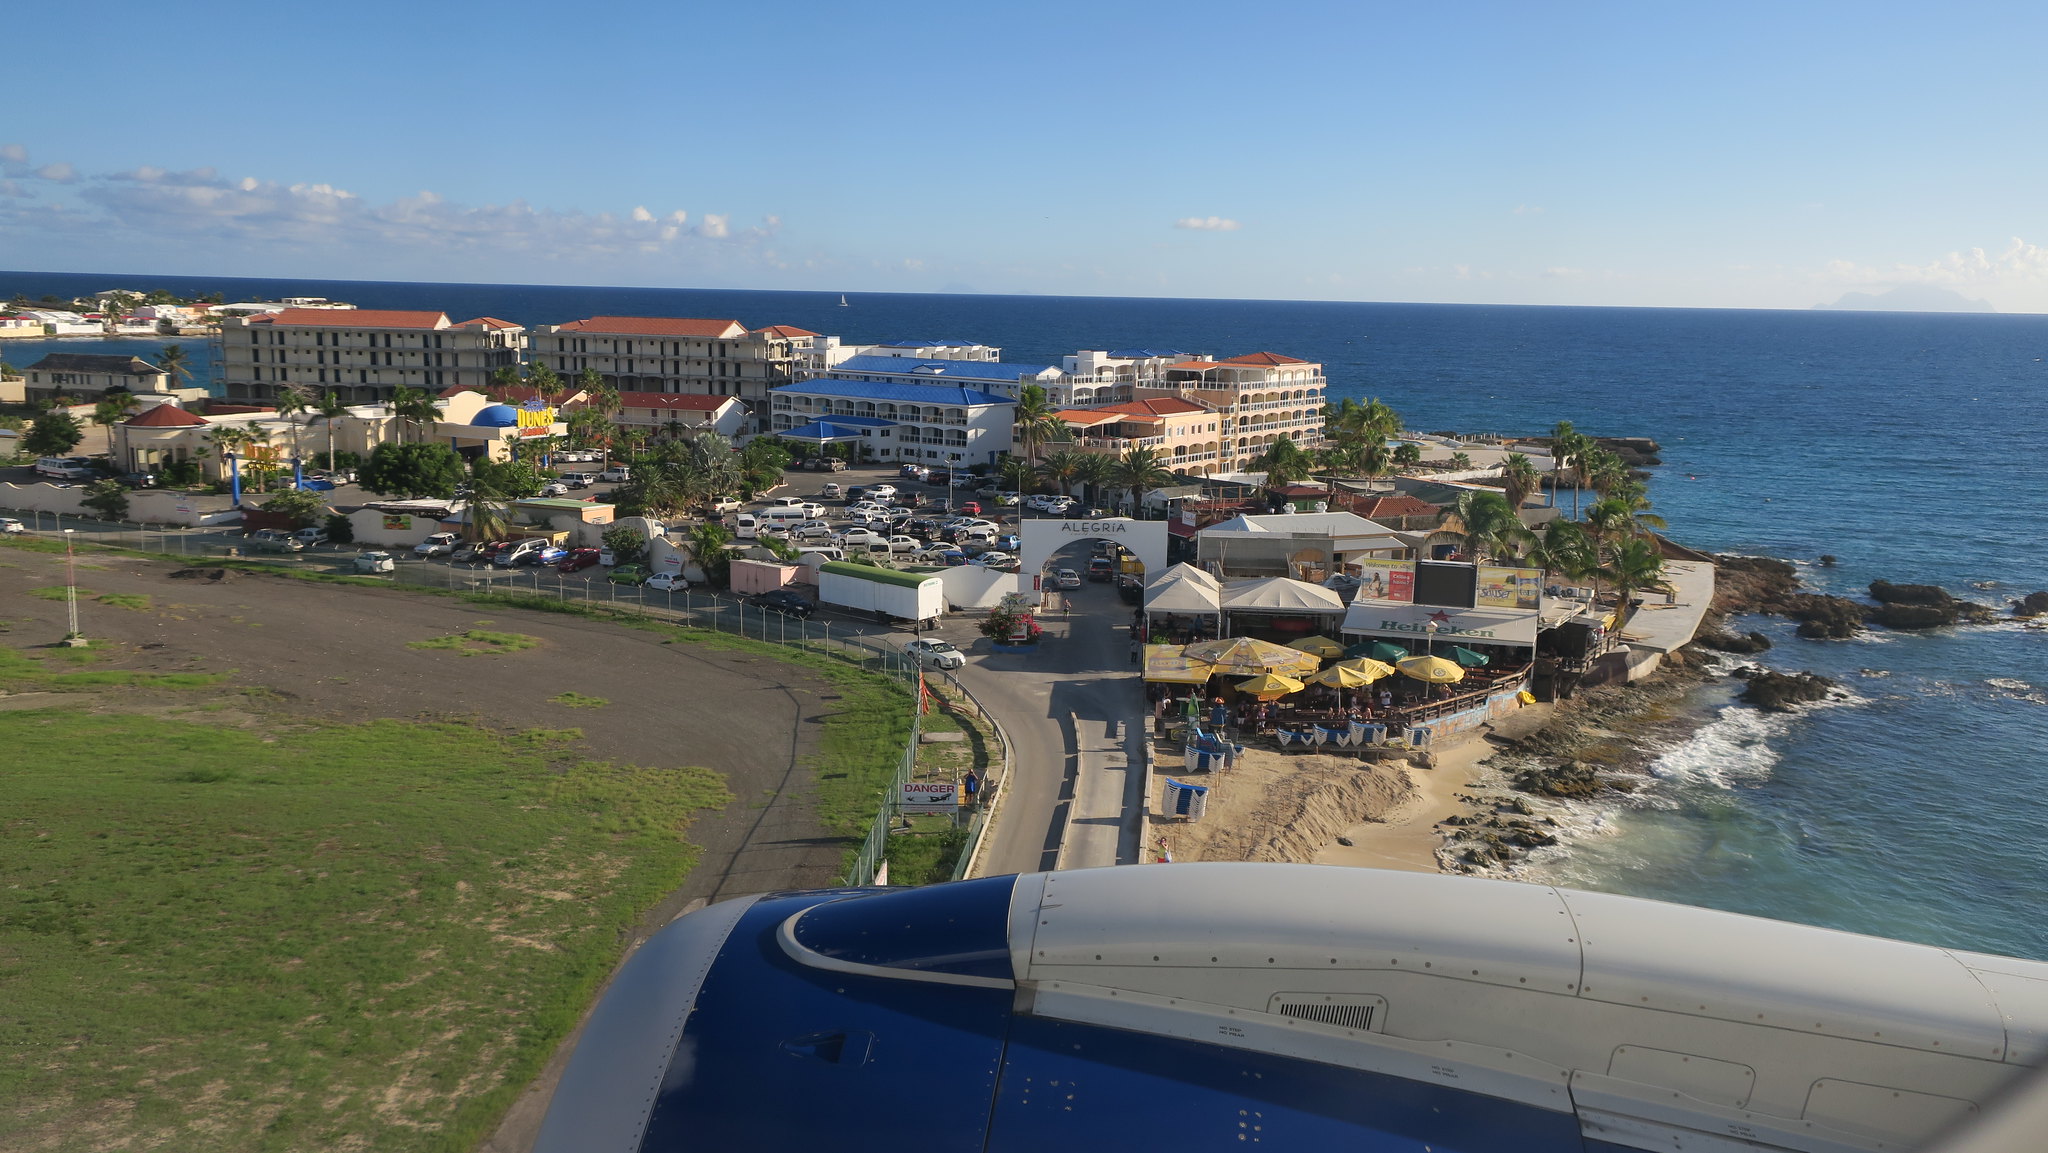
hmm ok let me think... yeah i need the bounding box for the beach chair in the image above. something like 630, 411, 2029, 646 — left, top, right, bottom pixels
1318, 724, 1353, 748
1302, 726, 1327, 749
1345, 720, 1369, 747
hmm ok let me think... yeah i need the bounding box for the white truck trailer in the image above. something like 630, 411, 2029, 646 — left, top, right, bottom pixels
816, 561, 944, 623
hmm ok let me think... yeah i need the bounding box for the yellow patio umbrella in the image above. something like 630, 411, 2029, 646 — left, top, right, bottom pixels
1307, 663, 1384, 691
1329, 657, 1396, 682
1397, 655, 1466, 684
1183, 636, 1322, 677
1235, 673, 1306, 701
1286, 634, 1346, 659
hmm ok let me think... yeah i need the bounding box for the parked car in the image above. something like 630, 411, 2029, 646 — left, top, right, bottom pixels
746, 589, 816, 618
452, 540, 493, 563
539, 482, 571, 498
897, 464, 929, 480
993, 533, 1021, 552
493, 539, 547, 567
864, 483, 897, 501
526, 545, 569, 567
1117, 574, 1145, 604
558, 472, 596, 488
557, 548, 602, 573
352, 551, 396, 574
885, 535, 924, 553
1053, 567, 1082, 589
767, 495, 805, 508
958, 501, 982, 516
600, 465, 631, 483
607, 564, 651, 585
706, 496, 743, 514
414, 532, 459, 558
293, 526, 329, 546
645, 572, 689, 592
837, 528, 885, 548
0, 517, 25, 535
820, 483, 843, 499
1028, 494, 1074, 513
246, 529, 304, 553
788, 520, 836, 540
118, 471, 159, 489
975, 552, 1020, 571
904, 638, 967, 671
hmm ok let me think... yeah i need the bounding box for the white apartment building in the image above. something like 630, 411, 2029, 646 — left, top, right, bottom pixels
768, 378, 1015, 467
857, 339, 1002, 362
1135, 351, 1326, 472
219, 308, 526, 405
526, 316, 831, 433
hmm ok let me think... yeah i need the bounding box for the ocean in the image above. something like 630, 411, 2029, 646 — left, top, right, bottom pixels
6, 270, 2046, 958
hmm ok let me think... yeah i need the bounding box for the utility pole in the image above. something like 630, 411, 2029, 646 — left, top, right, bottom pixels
63, 529, 86, 646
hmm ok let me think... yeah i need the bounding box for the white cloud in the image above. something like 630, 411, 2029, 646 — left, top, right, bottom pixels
0, 152, 775, 279
1173, 215, 1241, 232
1824, 237, 2048, 288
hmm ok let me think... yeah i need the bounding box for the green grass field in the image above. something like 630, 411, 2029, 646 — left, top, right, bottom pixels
0, 704, 730, 1152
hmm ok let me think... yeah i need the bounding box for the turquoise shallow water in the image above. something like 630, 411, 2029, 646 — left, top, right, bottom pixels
6, 271, 2044, 956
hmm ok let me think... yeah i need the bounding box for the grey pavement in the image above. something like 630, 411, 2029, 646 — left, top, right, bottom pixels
1617, 558, 1715, 654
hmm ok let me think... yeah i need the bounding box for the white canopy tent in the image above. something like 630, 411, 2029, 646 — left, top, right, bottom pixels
1219, 576, 1347, 615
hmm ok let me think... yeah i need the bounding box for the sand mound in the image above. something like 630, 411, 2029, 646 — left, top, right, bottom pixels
1157, 749, 1417, 864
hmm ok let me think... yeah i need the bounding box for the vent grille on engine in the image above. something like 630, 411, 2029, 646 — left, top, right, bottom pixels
1268, 993, 1386, 1033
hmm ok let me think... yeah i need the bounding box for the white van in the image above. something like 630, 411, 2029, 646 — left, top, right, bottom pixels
35, 456, 95, 480
796, 546, 844, 563
731, 512, 759, 539
600, 464, 631, 483
759, 506, 812, 528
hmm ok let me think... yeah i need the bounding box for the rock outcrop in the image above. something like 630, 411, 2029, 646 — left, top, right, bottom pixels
2016, 591, 2048, 618
1735, 668, 1837, 712
1866, 581, 2000, 628
1511, 760, 1637, 798
1695, 628, 1772, 654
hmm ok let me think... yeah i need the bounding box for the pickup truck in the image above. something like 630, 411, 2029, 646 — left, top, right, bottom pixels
246, 529, 304, 553
705, 497, 743, 515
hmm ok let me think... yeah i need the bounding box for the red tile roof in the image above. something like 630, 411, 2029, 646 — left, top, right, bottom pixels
1166, 360, 1227, 372
249, 308, 450, 329
555, 316, 748, 338
1095, 397, 1208, 418
1054, 409, 1120, 426
614, 392, 738, 412
1219, 351, 1309, 366
124, 404, 208, 427
450, 316, 521, 329
752, 324, 819, 338
1346, 493, 1440, 519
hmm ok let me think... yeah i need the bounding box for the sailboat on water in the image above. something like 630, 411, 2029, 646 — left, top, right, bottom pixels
838, 294, 849, 307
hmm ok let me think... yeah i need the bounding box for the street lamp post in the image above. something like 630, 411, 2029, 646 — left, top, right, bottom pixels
1425, 618, 1438, 657
63, 529, 85, 647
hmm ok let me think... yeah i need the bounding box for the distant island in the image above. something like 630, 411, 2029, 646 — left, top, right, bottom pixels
1815, 284, 1996, 313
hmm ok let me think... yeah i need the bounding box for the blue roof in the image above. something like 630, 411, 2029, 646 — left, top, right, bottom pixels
831, 355, 1059, 383
774, 376, 1015, 407
471, 403, 520, 427
780, 420, 882, 442
1107, 348, 1189, 359
807, 414, 895, 428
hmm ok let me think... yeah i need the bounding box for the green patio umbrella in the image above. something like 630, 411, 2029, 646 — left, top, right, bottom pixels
1447, 645, 1491, 668
1344, 640, 1412, 664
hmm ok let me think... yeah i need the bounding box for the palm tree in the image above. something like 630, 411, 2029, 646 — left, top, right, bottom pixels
1037, 447, 1084, 496
1107, 446, 1175, 515
1251, 435, 1315, 489
91, 392, 140, 458
465, 460, 518, 542
202, 425, 251, 491
487, 365, 523, 395
1356, 434, 1393, 483
273, 383, 312, 462
575, 367, 609, 406
1500, 452, 1540, 512
1529, 519, 1597, 586
662, 417, 689, 442
1011, 384, 1064, 466
1443, 489, 1533, 564
389, 385, 440, 445
1071, 451, 1116, 507
154, 344, 192, 390
314, 391, 349, 478
1551, 420, 1594, 516
1600, 536, 1667, 615
995, 455, 1036, 496
686, 521, 733, 587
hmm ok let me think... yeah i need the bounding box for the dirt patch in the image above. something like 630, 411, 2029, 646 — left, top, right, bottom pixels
1153, 749, 1417, 863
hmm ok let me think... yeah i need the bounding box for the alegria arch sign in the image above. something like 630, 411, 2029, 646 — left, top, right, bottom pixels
1016, 517, 1169, 602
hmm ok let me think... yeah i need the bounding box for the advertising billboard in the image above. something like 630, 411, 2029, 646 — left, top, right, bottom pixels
1477, 565, 1544, 610
1352, 558, 1413, 603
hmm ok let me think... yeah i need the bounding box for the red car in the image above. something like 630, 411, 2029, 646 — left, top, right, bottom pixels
958, 501, 982, 516
557, 548, 602, 573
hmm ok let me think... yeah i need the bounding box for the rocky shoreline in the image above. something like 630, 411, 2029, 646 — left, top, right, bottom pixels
1430, 551, 2048, 874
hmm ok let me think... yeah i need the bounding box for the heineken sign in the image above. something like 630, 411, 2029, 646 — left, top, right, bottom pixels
1341, 602, 1538, 645
1376, 617, 1499, 639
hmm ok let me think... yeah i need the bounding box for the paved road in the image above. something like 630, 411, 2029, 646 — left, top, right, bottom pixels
958, 577, 1145, 876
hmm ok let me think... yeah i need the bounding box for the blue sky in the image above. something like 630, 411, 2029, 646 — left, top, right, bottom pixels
5, 1, 2045, 310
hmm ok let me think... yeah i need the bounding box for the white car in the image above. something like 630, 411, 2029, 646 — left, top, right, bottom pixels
539, 482, 571, 498
1052, 567, 1082, 589
0, 517, 26, 534
837, 528, 885, 547
863, 484, 897, 501
975, 552, 1019, 571
788, 520, 836, 540
820, 483, 843, 499
1027, 494, 1074, 513
766, 495, 805, 508
886, 535, 924, 553
646, 572, 689, 592
414, 532, 459, 558
904, 638, 966, 670
353, 551, 397, 574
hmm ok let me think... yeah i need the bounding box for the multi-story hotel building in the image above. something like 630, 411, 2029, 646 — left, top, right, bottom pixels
1134, 352, 1325, 472
525, 317, 838, 433
218, 309, 525, 405
1054, 397, 1225, 476
767, 378, 1014, 467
